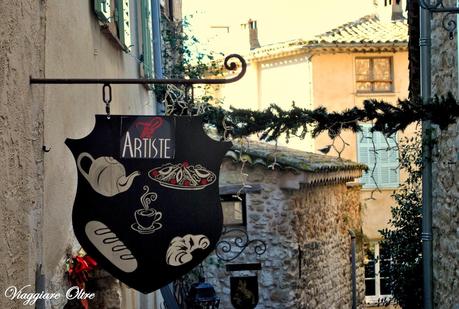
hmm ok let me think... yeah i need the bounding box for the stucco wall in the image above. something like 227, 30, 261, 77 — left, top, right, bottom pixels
430, 3, 459, 308
43, 1, 155, 307
205, 159, 364, 308
1, 1, 156, 308
0, 1, 46, 309
312, 51, 411, 241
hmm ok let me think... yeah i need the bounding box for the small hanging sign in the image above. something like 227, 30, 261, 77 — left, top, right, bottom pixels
65, 115, 232, 293
230, 275, 259, 309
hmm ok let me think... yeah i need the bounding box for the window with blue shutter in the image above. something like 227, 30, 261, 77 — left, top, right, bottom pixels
116, 0, 132, 51
94, 0, 132, 52
357, 124, 399, 188
140, 0, 154, 79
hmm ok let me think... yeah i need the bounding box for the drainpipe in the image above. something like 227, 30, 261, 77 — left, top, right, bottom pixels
151, 0, 164, 114
348, 229, 357, 309
419, 5, 433, 309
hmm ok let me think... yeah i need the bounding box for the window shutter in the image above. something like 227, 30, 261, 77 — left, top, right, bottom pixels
116, 0, 132, 51
140, 0, 154, 79
94, 0, 111, 23
357, 124, 399, 188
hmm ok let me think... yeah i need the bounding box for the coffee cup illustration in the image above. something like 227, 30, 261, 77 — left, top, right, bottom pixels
134, 209, 162, 231
131, 186, 163, 234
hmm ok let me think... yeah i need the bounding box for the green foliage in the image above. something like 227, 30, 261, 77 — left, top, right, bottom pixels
202, 93, 459, 142
379, 134, 423, 309
157, 16, 224, 107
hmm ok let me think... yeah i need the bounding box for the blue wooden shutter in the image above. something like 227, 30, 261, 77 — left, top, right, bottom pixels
357, 124, 399, 188
140, 0, 154, 79
116, 0, 132, 51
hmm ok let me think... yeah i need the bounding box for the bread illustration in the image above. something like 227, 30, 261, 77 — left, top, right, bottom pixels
166, 234, 210, 266
85, 221, 138, 273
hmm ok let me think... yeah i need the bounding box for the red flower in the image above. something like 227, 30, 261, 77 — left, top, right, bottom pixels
170, 179, 177, 185
151, 170, 159, 177
182, 161, 189, 168
183, 180, 190, 186
200, 179, 208, 185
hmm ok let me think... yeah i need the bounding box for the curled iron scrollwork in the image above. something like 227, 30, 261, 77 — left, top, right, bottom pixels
419, 0, 459, 12
442, 13, 457, 39
215, 227, 267, 262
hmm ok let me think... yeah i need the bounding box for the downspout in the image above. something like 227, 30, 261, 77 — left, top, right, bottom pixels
419, 5, 433, 309
348, 229, 357, 309
151, 0, 164, 114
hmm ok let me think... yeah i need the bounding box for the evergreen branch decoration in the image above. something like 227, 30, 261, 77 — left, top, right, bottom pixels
201, 93, 459, 140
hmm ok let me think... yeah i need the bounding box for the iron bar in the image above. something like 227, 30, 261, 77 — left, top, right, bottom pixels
30, 54, 246, 85
420, 5, 433, 309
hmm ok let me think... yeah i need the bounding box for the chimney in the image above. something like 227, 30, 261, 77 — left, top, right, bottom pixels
248, 19, 260, 49
374, 0, 405, 21
391, 0, 404, 20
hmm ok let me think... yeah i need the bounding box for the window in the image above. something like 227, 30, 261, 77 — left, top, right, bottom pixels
139, 0, 154, 79
357, 124, 399, 188
94, 0, 132, 52
364, 242, 393, 305
220, 194, 246, 227
94, 0, 154, 80
355, 57, 393, 93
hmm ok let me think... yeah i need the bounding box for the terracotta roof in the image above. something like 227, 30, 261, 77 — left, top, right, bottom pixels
245, 15, 408, 61
225, 140, 367, 173
309, 15, 408, 45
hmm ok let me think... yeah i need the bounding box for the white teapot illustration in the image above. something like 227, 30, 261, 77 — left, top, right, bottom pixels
77, 152, 140, 197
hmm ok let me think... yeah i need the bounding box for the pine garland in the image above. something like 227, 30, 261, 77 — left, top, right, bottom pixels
202, 93, 459, 141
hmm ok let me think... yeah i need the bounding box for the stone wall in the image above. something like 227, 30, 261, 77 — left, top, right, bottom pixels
204, 159, 364, 308
0, 1, 46, 309
430, 2, 459, 308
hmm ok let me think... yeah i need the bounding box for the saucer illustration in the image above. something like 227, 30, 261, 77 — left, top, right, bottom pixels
131, 222, 162, 235
131, 186, 163, 235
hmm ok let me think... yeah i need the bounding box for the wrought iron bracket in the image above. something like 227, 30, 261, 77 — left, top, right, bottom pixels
29, 54, 246, 85
215, 227, 267, 262
419, 0, 459, 39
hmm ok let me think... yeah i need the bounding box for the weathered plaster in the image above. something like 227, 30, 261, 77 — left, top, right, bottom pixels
0, 1, 46, 309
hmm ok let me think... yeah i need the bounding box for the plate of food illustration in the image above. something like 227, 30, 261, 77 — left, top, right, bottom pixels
148, 161, 216, 190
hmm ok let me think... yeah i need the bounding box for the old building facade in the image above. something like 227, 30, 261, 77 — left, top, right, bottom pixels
204, 142, 367, 308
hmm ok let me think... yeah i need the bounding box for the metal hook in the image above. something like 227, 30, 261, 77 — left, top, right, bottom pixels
184, 84, 194, 116
102, 83, 112, 119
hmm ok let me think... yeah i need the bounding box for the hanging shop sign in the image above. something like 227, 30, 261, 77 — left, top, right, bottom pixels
230, 275, 259, 309
65, 115, 232, 293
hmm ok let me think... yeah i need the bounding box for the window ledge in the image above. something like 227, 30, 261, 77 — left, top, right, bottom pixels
361, 187, 399, 191
354, 92, 399, 97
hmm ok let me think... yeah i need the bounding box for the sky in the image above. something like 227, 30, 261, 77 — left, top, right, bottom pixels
182, 0, 378, 54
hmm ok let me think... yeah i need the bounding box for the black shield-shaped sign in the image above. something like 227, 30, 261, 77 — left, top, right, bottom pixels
65, 115, 232, 293
230, 276, 259, 309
